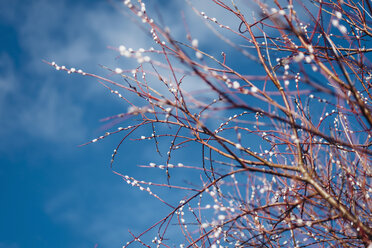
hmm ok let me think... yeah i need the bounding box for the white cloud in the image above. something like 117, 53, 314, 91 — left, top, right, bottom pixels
19, 83, 86, 143
1, 1, 262, 246
0, 0, 143, 144
16, 0, 151, 73
0, 53, 17, 106
1, 0, 256, 147
44, 179, 170, 247
0, 53, 20, 145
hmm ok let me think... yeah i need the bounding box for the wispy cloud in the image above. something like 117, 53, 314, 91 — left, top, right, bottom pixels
19, 83, 86, 143
0, 0, 147, 145
0, 53, 17, 115
44, 178, 172, 247
1, 1, 256, 247
0, 242, 19, 248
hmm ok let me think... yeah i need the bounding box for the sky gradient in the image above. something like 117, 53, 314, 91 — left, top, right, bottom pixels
1, 1, 260, 247
1, 1, 176, 247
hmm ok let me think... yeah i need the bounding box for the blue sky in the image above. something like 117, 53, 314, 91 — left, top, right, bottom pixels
0, 1, 364, 247
0, 1, 251, 247
3, 0, 365, 247
0, 1, 173, 247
